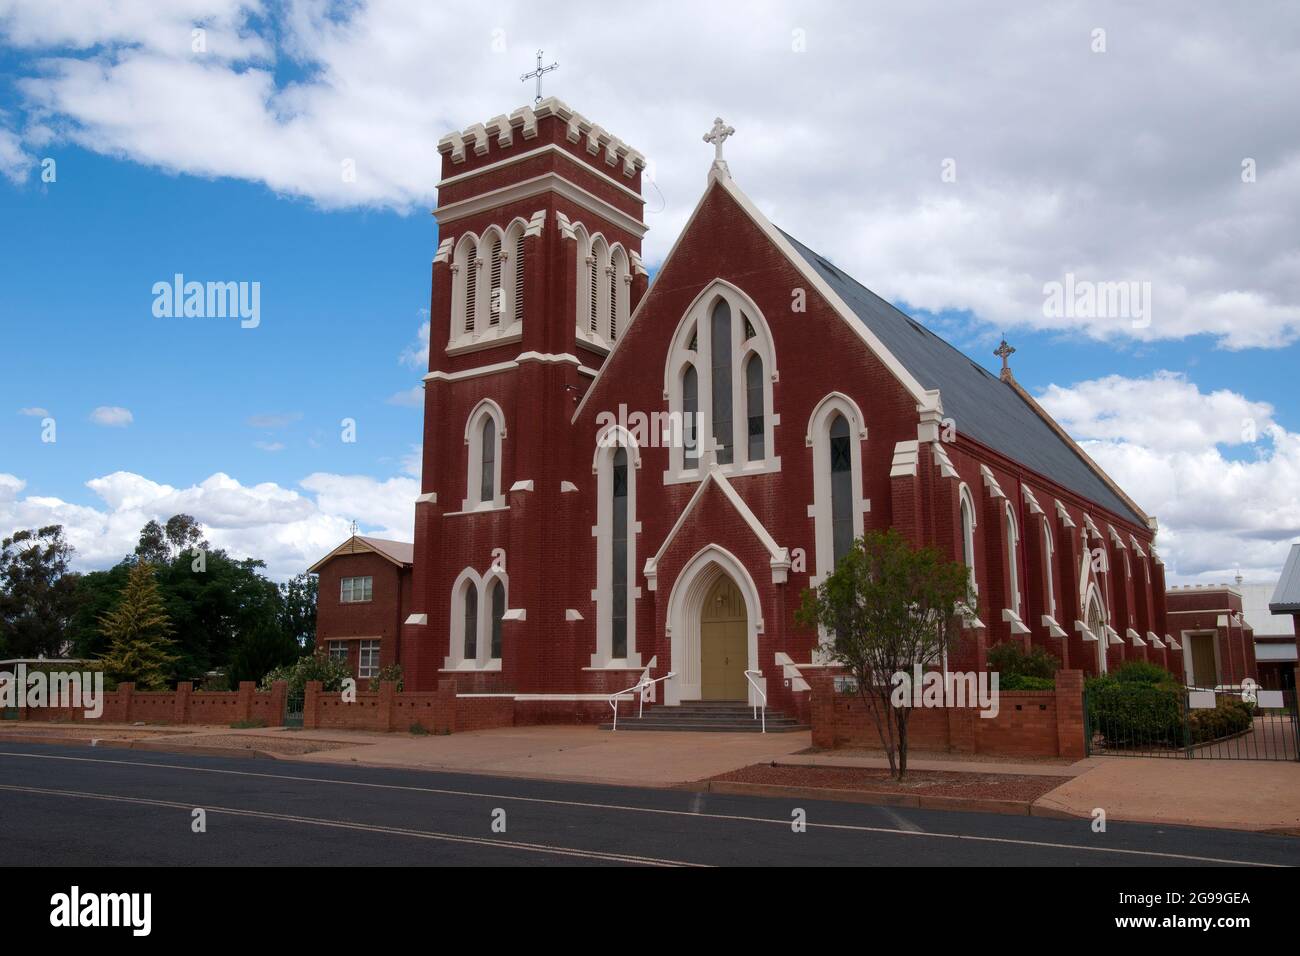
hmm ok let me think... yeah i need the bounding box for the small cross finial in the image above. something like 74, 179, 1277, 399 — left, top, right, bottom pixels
703, 117, 735, 161
520, 49, 558, 105
994, 338, 1016, 380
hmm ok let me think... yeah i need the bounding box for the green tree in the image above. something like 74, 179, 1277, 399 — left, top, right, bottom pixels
0, 525, 83, 659
278, 573, 318, 650
796, 529, 974, 780
98, 563, 180, 689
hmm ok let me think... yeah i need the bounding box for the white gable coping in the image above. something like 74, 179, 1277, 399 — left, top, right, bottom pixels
571, 170, 940, 425
1022, 485, 1044, 516
1166, 634, 1181, 650
643, 464, 790, 590
1105, 625, 1124, 646
1148, 632, 1164, 648
1054, 500, 1076, 528
1074, 620, 1099, 642
405, 613, 428, 626
958, 603, 986, 629
1041, 614, 1067, 638
565, 609, 584, 622
932, 441, 958, 479
1083, 513, 1102, 539
1108, 525, 1128, 549
1127, 628, 1147, 647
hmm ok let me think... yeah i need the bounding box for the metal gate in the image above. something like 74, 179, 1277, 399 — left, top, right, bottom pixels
284, 691, 304, 729
1086, 683, 1299, 761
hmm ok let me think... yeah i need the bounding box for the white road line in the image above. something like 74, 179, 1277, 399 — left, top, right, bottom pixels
0, 750, 1282, 867
879, 807, 923, 833
0, 783, 703, 867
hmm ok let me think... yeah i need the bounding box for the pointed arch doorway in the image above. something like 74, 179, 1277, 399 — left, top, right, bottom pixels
701, 574, 748, 700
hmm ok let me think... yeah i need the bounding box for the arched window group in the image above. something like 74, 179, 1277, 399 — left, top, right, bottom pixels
449, 568, 507, 670
574, 225, 631, 350
463, 400, 505, 512
450, 220, 528, 349
665, 282, 778, 481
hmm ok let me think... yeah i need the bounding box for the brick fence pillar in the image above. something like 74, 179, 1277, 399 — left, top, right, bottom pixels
174, 681, 192, 724
379, 681, 397, 732
1055, 669, 1086, 759
808, 673, 835, 748
304, 681, 322, 729
118, 682, 135, 723
435, 679, 456, 734
236, 681, 255, 723
269, 680, 288, 727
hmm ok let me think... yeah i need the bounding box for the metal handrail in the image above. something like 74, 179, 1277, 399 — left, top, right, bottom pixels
744, 669, 766, 733
608, 672, 676, 731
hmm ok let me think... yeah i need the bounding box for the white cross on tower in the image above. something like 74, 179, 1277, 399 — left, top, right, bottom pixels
702, 117, 735, 181
520, 49, 558, 105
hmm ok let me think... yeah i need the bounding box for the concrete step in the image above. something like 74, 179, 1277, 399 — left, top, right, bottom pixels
599, 720, 809, 733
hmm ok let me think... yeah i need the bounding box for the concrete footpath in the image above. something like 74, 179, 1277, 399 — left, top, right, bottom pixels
3, 722, 1298, 834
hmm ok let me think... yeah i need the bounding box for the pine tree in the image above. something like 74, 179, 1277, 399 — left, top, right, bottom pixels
98, 562, 179, 690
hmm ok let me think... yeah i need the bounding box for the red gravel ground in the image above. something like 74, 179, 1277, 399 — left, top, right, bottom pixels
710, 764, 1073, 802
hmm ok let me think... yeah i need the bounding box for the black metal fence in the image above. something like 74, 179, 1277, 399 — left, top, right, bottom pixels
284, 692, 304, 729
1086, 684, 1299, 761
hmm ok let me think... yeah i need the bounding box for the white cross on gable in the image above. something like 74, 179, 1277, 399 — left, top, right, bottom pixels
703, 117, 735, 161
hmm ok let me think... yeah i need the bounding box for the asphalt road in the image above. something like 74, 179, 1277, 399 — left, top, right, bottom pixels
0, 742, 1296, 867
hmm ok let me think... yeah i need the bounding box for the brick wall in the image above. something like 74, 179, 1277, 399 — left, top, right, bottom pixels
809, 669, 1086, 759
13, 681, 288, 726
302, 680, 514, 734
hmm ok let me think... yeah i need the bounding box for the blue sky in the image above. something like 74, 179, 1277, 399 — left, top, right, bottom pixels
1, 1, 1298, 585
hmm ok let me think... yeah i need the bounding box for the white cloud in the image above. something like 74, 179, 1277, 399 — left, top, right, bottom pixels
0, 122, 28, 183
386, 386, 423, 407
89, 405, 133, 427
253, 440, 285, 452
246, 412, 301, 429
0, 468, 417, 579
1, 1, 1296, 348
399, 320, 429, 370
1036, 373, 1300, 583
17, 406, 48, 416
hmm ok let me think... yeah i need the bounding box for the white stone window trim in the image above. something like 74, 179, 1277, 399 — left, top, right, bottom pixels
462, 398, 507, 512
1005, 501, 1022, 618
958, 481, 978, 597
662, 279, 780, 484
805, 392, 868, 589
447, 218, 530, 352
1041, 518, 1057, 620
589, 424, 642, 670
445, 566, 508, 671
568, 221, 632, 353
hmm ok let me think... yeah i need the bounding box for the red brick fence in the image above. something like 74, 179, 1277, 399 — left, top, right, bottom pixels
809, 670, 1086, 759
9, 681, 289, 726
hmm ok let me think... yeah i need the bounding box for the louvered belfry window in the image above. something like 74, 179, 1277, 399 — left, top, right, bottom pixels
513, 233, 525, 324
465, 253, 477, 333
488, 235, 503, 327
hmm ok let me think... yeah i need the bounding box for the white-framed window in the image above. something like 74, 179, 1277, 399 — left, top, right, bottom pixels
340, 576, 373, 603
358, 640, 380, 679
571, 224, 632, 352
1041, 520, 1056, 619
448, 219, 528, 352
1005, 502, 1021, 615
327, 640, 348, 663
592, 427, 640, 668
959, 482, 978, 594
664, 280, 778, 482
446, 567, 507, 670
807, 392, 867, 586
1085, 584, 1107, 674
463, 399, 506, 511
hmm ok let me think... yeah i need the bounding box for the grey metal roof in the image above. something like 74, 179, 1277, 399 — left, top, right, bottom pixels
1270, 544, 1300, 612
780, 229, 1145, 525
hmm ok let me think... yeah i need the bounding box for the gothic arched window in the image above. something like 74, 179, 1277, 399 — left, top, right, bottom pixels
745, 353, 765, 461
592, 431, 640, 668
489, 578, 505, 660
463, 401, 505, 511
463, 580, 478, 660
829, 414, 853, 567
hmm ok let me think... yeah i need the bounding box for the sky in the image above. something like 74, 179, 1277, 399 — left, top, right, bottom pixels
1, 0, 1298, 586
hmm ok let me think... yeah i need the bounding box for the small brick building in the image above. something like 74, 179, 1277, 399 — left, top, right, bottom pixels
321, 98, 1173, 723
1164, 584, 1259, 688
309, 535, 413, 680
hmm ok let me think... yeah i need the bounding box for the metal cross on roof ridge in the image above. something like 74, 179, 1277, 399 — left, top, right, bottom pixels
521, 49, 558, 105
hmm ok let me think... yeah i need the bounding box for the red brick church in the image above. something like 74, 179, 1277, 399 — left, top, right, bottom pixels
313, 98, 1173, 723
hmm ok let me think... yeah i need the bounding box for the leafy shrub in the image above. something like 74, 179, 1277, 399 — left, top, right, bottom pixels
409, 722, 429, 736
1086, 674, 1184, 747
259, 650, 352, 696
987, 642, 1059, 682
1113, 660, 1174, 686
999, 674, 1056, 691
1189, 698, 1252, 743
368, 663, 404, 692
